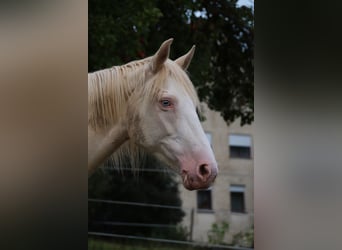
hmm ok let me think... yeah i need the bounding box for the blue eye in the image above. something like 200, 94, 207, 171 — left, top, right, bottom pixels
162, 100, 170, 106
160, 99, 173, 108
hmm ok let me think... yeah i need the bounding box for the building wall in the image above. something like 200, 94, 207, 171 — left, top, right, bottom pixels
179, 104, 254, 243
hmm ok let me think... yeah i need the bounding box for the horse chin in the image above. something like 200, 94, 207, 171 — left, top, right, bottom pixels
181, 172, 212, 191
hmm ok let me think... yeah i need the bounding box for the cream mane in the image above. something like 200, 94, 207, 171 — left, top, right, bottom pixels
88, 57, 200, 171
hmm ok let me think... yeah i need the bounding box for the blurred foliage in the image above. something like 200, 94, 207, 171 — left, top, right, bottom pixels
88, 155, 186, 239
89, 0, 254, 125
232, 225, 254, 248
207, 221, 229, 245
151, 225, 189, 241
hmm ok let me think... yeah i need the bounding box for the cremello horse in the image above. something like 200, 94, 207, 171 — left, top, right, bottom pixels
88, 39, 218, 190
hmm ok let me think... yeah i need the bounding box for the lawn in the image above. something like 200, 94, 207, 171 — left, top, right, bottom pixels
88, 238, 206, 250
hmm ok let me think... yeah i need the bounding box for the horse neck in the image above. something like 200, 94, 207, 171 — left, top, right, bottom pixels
88, 65, 149, 173
88, 69, 122, 172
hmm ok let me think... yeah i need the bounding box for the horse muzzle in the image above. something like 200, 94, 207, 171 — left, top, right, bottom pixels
181, 162, 218, 190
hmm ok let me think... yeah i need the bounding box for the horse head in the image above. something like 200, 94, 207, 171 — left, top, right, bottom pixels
127, 39, 218, 190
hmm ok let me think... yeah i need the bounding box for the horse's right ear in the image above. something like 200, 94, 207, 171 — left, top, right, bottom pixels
175, 45, 195, 71
149, 38, 173, 73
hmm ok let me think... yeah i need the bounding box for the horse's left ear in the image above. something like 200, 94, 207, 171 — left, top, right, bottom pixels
150, 38, 173, 73
175, 45, 196, 70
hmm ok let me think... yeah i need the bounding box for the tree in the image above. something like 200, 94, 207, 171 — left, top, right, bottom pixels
89, 0, 162, 69
89, 0, 254, 125
190, 0, 254, 125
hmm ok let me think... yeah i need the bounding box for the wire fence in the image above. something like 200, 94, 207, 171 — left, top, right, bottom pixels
90, 161, 254, 249
88, 198, 254, 249
88, 231, 253, 250
88, 198, 254, 213
92, 221, 179, 229
89, 198, 188, 210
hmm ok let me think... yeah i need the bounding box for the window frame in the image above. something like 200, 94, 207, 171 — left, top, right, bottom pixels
230, 184, 246, 214
197, 188, 213, 213
228, 134, 253, 159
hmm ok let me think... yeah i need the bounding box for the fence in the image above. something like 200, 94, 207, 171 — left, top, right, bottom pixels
88, 231, 253, 250
88, 198, 254, 250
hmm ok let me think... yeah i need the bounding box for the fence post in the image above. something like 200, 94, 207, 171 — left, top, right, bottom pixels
189, 208, 194, 241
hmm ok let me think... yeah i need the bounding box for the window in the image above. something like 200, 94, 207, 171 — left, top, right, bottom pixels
197, 189, 212, 211
229, 134, 252, 159
230, 185, 245, 213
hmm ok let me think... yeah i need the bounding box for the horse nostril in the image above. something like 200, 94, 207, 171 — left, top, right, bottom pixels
198, 164, 211, 181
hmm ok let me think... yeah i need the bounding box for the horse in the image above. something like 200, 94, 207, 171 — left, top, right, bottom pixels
88, 38, 218, 190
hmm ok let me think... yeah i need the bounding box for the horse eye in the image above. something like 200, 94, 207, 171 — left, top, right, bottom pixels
160, 99, 172, 107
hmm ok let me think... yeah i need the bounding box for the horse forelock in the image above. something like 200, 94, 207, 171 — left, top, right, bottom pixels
164, 60, 200, 108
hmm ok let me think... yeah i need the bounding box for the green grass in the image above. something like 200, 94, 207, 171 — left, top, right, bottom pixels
88, 238, 204, 250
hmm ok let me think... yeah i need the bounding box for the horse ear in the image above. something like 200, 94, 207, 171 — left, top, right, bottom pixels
175, 45, 196, 70
150, 38, 173, 73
